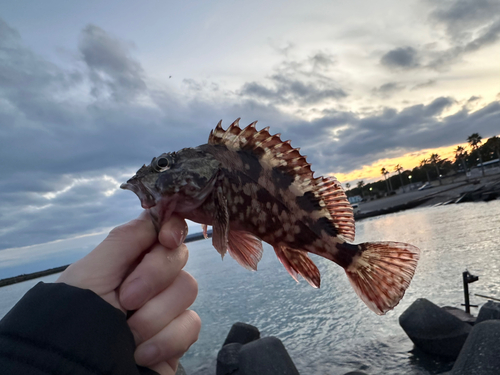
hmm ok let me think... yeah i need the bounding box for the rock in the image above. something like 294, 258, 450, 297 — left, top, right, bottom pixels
451, 320, 500, 374
223, 322, 260, 346
399, 298, 471, 358
343, 372, 369, 375
238, 337, 299, 375
217, 343, 242, 375
442, 306, 476, 325
476, 300, 500, 324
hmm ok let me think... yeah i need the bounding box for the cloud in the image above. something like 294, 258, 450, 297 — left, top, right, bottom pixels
429, 0, 500, 42
1, 17, 500, 253
381, 1, 500, 71
241, 76, 346, 105
372, 82, 406, 98
283, 96, 500, 176
380, 47, 420, 69
240, 52, 347, 106
410, 79, 437, 91
79, 24, 147, 101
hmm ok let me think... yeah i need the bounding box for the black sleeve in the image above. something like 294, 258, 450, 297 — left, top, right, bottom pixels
0, 282, 158, 375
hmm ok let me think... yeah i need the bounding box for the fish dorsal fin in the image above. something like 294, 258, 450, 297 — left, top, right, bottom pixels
314, 177, 355, 242
208, 119, 354, 241
209, 118, 314, 179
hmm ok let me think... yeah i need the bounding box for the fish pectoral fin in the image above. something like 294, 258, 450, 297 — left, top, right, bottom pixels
344, 241, 420, 315
273, 246, 321, 288
227, 230, 263, 271
212, 188, 229, 258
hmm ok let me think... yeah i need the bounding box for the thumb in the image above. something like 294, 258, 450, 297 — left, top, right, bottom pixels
57, 211, 157, 293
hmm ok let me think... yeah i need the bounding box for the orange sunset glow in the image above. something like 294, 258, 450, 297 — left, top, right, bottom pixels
333, 142, 479, 186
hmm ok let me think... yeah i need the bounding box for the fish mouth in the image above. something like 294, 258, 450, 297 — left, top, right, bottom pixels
120, 180, 157, 209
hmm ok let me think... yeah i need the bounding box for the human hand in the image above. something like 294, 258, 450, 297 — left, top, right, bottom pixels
57, 211, 200, 375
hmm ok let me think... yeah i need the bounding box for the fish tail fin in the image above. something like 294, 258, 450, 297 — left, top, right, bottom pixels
344, 241, 420, 315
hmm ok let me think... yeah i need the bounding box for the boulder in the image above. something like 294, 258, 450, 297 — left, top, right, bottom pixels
217, 343, 242, 375
223, 322, 260, 346
451, 320, 500, 374
476, 300, 500, 324
238, 337, 299, 375
399, 298, 471, 358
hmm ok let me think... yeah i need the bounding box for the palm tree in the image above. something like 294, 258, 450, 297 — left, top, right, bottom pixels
429, 153, 443, 185
419, 158, 431, 183
345, 182, 351, 190
455, 145, 468, 181
487, 136, 500, 161
467, 133, 485, 177
380, 167, 391, 194
357, 180, 365, 197
394, 164, 405, 193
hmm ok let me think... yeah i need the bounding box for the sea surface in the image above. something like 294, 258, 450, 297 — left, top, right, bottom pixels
1, 201, 500, 374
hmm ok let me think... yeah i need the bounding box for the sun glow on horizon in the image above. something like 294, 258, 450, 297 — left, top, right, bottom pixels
332, 143, 468, 186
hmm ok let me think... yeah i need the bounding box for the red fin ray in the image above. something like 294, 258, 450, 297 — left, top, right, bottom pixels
345, 241, 420, 315
227, 230, 263, 271
274, 246, 321, 288
315, 176, 355, 242
208, 119, 314, 180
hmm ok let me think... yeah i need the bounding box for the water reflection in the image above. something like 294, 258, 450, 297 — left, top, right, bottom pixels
183, 200, 500, 374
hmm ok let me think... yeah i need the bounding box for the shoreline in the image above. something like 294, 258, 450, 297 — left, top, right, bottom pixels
354, 172, 500, 221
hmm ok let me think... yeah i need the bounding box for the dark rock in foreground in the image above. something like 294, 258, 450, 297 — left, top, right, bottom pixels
217, 323, 299, 375
476, 300, 500, 324
450, 320, 500, 374
239, 337, 299, 375
223, 322, 260, 346
399, 298, 471, 359
217, 343, 242, 375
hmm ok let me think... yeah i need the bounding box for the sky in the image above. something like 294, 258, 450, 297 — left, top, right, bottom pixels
1, 0, 500, 264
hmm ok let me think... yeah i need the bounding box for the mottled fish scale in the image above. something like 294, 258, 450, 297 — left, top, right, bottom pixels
209, 119, 352, 247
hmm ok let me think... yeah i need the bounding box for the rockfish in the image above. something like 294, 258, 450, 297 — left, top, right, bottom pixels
121, 119, 419, 314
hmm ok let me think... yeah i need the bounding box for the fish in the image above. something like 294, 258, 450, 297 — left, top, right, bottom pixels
121, 119, 420, 314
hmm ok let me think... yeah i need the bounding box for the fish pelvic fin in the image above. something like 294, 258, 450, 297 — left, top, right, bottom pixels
274, 246, 321, 288
227, 230, 263, 271
344, 241, 420, 315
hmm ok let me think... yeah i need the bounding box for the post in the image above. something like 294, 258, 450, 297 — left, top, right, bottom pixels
463, 270, 479, 314
463, 271, 470, 314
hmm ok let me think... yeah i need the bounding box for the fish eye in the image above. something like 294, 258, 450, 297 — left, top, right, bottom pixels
157, 157, 170, 168
153, 155, 171, 172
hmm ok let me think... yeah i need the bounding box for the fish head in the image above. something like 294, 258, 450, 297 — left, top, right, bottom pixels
121, 147, 220, 229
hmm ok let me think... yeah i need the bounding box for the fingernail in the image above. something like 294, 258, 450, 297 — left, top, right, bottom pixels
171, 225, 188, 248
179, 223, 188, 245
121, 278, 150, 310
135, 343, 159, 365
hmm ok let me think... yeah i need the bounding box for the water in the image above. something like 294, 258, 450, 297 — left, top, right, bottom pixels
181, 201, 500, 374
1, 201, 500, 374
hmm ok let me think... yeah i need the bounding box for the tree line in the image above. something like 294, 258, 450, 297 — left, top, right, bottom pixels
345, 133, 500, 198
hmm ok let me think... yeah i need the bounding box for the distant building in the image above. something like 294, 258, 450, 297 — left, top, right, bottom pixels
348, 195, 363, 204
